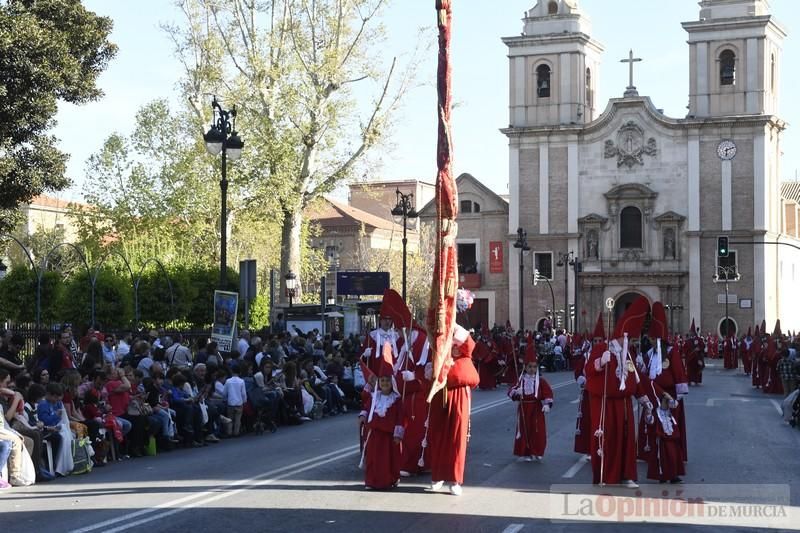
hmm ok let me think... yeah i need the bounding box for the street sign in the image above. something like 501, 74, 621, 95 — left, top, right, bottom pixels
605, 297, 615, 310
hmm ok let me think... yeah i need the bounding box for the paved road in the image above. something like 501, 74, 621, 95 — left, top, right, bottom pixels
2, 361, 799, 532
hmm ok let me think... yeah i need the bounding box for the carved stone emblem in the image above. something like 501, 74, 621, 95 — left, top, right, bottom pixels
604, 121, 657, 169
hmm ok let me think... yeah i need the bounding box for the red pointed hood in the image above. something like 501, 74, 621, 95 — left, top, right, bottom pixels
690, 318, 697, 335
380, 289, 411, 328
377, 341, 395, 378
524, 334, 537, 364
613, 296, 650, 340
592, 312, 605, 340
649, 301, 668, 339
773, 319, 782, 339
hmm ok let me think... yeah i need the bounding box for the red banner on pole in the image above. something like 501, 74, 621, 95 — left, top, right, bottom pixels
489, 241, 503, 273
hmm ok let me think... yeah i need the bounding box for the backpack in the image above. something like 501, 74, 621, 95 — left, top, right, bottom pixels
71, 437, 94, 475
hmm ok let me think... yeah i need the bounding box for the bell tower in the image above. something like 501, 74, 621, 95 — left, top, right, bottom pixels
684, 0, 786, 118
503, 1, 603, 127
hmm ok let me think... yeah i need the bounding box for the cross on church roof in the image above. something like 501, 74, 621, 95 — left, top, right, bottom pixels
620, 49, 642, 98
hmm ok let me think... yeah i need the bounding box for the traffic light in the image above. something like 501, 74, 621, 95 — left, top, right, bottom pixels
717, 236, 729, 258
533, 268, 539, 286
568, 304, 576, 319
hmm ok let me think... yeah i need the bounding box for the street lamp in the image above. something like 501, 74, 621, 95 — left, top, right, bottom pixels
391, 189, 418, 302
204, 96, 244, 289
712, 265, 741, 336
285, 271, 298, 308
513, 227, 531, 331
556, 251, 579, 332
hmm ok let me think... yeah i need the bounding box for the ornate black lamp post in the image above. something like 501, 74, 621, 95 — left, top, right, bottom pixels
203, 97, 244, 289
513, 227, 531, 331
390, 189, 418, 302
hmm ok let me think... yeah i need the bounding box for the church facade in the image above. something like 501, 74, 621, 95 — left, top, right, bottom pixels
503, 0, 799, 335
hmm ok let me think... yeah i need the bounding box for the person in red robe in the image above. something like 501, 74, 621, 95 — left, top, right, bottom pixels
359, 343, 404, 490
751, 325, 763, 387
509, 340, 553, 461
360, 291, 406, 376
574, 314, 603, 456
646, 393, 686, 484
763, 334, 785, 395
474, 329, 499, 390
586, 297, 650, 488
723, 334, 735, 369
428, 324, 480, 496
742, 328, 754, 376
684, 325, 705, 385
397, 323, 432, 477
706, 333, 719, 359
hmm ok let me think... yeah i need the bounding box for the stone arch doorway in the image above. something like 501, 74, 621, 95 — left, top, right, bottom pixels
612, 291, 650, 325
718, 317, 738, 337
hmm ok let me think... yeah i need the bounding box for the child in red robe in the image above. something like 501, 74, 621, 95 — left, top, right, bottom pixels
509, 343, 553, 461
646, 393, 685, 484
359, 343, 404, 490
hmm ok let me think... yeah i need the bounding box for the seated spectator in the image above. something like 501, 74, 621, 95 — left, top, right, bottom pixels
102, 335, 117, 367
142, 375, 178, 447
281, 361, 310, 422
37, 383, 73, 476
167, 370, 204, 447
16, 383, 61, 481
204, 342, 223, 369
80, 340, 104, 376
26, 333, 53, 376
0, 403, 29, 486
0, 333, 25, 378
133, 342, 155, 377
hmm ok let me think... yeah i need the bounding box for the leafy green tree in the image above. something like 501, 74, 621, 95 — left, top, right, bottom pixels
165, 0, 421, 300
0, 268, 62, 323
0, 0, 116, 230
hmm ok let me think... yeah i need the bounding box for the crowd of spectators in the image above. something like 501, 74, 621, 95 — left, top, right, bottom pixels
0, 324, 369, 488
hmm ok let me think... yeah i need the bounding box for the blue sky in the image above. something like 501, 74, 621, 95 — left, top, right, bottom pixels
54, 1, 800, 201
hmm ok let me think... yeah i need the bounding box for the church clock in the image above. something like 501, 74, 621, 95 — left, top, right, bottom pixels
717, 140, 737, 160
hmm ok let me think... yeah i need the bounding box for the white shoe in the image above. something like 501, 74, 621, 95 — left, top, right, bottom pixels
449, 483, 463, 496
430, 480, 444, 491
399, 470, 411, 477
219, 415, 232, 424
524, 456, 534, 462
623, 479, 639, 489
535, 456, 543, 462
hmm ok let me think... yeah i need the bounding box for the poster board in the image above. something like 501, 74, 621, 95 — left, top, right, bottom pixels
212, 290, 239, 352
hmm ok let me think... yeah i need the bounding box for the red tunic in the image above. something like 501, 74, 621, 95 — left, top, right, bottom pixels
654, 346, 689, 462
723, 337, 737, 369
509, 374, 553, 457
636, 376, 665, 462
428, 356, 479, 485
585, 343, 641, 485
360, 328, 404, 377
474, 339, 499, 390
397, 362, 431, 475
362, 392, 404, 489
741, 337, 753, 375
762, 343, 784, 395
684, 338, 705, 384
646, 408, 686, 482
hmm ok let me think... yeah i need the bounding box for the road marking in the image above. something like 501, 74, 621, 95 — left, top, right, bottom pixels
705, 397, 751, 407
69, 444, 361, 533
501, 524, 524, 533
561, 454, 590, 478
71, 382, 549, 533
770, 399, 783, 416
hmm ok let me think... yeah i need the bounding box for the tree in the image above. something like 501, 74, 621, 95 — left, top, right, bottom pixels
0, 0, 116, 231
165, 0, 421, 300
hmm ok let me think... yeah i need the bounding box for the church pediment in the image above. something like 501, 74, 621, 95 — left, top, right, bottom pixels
577, 213, 608, 225
604, 183, 658, 201
654, 211, 686, 223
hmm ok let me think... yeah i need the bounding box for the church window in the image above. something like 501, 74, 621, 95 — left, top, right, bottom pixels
771, 54, 776, 91
585, 68, 593, 109
536, 64, 551, 98
548, 1, 558, 15
473, 202, 480, 213
460, 199, 472, 213
457, 242, 478, 274
719, 49, 736, 86
619, 206, 643, 249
